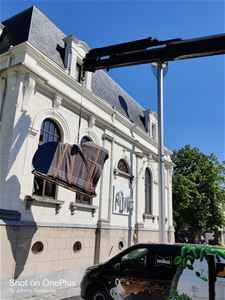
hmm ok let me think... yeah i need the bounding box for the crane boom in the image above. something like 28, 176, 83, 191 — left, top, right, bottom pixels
83, 34, 225, 72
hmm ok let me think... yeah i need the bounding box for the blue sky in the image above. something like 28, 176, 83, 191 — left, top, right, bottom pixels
1, 0, 225, 161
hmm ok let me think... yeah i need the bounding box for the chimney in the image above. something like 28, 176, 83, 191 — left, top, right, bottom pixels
63, 35, 78, 73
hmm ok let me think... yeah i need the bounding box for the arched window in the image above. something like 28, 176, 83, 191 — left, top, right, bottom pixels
33, 119, 61, 198
145, 168, 152, 214
76, 136, 93, 205
80, 136, 92, 144
117, 159, 129, 173
39, 118, 61, 144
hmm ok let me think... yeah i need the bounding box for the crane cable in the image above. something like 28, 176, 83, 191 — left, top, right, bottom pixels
77, 67, 86, 144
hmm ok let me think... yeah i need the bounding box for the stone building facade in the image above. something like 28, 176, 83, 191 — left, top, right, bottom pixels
0, 6, 174, 298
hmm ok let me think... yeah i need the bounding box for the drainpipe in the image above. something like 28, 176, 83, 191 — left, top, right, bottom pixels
108, 136, 114, 222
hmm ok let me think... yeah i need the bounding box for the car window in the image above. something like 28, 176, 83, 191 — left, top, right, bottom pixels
120, 248, 148, 271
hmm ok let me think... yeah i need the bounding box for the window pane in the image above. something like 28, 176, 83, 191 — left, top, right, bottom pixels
33, 176, 44, 195
49, 134, 54, 142
75, 63, 81, 82
45, 181, 56, 197
145, 169, 152, 214
44, 120, 50, 131
121, 248, 148, 270
54, 135, 60, 142
55, 127, 60, 137
81, 136, 92, 144
39, 133, 44, 143
43, 132, 48, 143
118, 159, 129, 173
50, 122, 55, 133
76, 193, 91, 205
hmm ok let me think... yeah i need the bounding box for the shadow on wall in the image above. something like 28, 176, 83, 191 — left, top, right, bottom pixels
8, 112, 31, 172
4, 175, 37, 280
1, 113, 31, 185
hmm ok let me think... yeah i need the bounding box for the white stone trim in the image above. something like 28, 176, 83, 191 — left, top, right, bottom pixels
30, 108, 71, 143
53, 92, 62, 112
114, 154, 131, 173
143, 160, 156, 182
76, 127, 100, 145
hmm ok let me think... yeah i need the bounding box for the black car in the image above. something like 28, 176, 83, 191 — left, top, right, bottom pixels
80, 243, 225, 300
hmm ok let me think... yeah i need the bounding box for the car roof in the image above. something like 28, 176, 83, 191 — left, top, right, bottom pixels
106, 242, 225, 264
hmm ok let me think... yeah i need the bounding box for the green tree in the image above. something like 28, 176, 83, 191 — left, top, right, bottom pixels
172, 145, 225, 244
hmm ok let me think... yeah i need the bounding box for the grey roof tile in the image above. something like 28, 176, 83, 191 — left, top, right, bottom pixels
0, 6, 147, 131
28, 7, 66, 69
92, 70, 146, 130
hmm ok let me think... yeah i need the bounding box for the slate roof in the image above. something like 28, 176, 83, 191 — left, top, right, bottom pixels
0, 6, 147, 131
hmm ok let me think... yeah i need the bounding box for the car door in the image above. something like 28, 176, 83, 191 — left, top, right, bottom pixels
174, 245, 225, 300
216, 258, 225, 300
107, 246, 151, 300
145, 245, 182, 300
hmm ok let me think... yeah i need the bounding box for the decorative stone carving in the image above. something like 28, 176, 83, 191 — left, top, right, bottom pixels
112, 113, 116, 123
22, 73, 36, 112
70, 202, 97, 217
53, 93, 62, 112
88, 115, 95, 128
135, 151, 144, 159
25, 195, 64, 214
69, 202, 76, 215
7, 70, 18, 91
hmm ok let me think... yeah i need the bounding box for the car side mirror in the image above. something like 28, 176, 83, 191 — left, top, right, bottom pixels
114, 262, 120, 270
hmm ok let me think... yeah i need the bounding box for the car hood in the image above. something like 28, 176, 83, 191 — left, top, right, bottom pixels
86, 263, 104, 272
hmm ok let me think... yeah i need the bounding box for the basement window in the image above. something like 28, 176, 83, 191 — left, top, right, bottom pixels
73, 241, 82, 253
32, 241, 44, 254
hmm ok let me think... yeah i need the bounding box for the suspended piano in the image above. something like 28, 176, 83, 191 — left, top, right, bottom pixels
32, 142, 109, 197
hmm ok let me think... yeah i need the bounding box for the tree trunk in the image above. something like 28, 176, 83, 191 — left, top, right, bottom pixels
170, 266, 184, 290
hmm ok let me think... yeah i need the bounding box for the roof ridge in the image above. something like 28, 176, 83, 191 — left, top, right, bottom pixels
27, 6, 35, 42
2, 6, 33, 24
30, 6, 66, 38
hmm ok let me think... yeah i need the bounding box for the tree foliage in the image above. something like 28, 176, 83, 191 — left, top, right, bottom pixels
172, 145, 225, 243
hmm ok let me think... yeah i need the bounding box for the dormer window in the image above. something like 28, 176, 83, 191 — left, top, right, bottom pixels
63, 35, 92, 89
